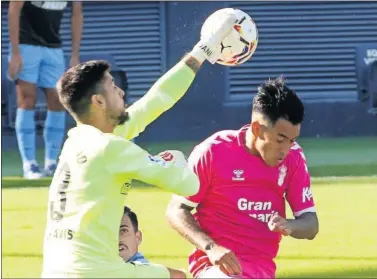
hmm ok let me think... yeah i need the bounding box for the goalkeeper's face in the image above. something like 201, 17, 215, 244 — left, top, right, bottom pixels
101, 71, 129, 125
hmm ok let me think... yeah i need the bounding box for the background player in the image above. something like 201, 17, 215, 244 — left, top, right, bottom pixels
119, 206, 148, 264
41, 13, 238, 278
8, 1, 83, 179
166, 77, 319, 279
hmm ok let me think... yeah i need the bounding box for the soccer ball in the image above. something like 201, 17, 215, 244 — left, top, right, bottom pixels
201, 8, 259, 66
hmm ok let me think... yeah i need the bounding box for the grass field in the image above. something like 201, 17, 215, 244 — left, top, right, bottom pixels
2, 137, 377, 278
2, 177, 377, 278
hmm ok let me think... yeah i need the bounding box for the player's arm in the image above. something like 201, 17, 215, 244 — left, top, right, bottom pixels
270, 149, 319, 240
286, 151, 319, 240
287, 212, 319, 240
166, 145, 241, 276
105, 137, 199, 196
166, 144, 215, 250
166, 197, 217, 252
70, 1, 83, 64
8, 1, 23, 53
7, 1, 24, 80
113, 57, 201, 140
113, 14, 237, 140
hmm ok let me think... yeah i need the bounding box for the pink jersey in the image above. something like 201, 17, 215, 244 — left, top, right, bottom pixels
181, 125, 316, 278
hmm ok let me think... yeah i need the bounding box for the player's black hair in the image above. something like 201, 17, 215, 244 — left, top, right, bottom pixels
57, 60, 110, 117
123, 206, 139, 232
252, 76, 304, 125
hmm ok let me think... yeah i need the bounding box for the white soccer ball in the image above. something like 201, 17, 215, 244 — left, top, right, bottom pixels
201, 8, 259, 66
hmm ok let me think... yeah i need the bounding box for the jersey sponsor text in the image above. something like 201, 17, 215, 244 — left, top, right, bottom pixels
238, 198, 276, 223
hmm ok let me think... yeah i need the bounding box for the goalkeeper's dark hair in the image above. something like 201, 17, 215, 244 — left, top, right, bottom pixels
123, 206, 139, 232
57, 60, 110, 117
252, 76, 304, 125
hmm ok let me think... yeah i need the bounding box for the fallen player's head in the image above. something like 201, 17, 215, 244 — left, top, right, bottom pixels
57, 60, 129, 129
250, 76, 304, 167
119, 206, 142, 262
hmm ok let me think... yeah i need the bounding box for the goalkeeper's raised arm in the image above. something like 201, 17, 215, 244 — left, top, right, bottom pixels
113, 13, 237, 140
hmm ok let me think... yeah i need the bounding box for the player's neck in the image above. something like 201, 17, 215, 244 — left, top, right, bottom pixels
77, 114, 115, 133
245, 127, 260, 157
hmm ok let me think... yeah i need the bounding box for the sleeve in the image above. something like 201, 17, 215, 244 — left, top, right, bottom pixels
105, 137, 200, 197
174, 143, 212, 208
113, 61, 196, 140
286, 148, 316, 217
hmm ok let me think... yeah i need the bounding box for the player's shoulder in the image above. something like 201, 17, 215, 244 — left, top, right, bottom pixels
102, 133, 133, 154
286, 142, 307, 166
205, 129, 239, 146
68, 124, 130, 154
190, 129, 239, 159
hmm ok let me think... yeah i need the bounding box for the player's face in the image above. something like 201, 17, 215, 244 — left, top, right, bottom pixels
102, 71, 129, 125
118, 215, 142, 262
255, 118, 300, 167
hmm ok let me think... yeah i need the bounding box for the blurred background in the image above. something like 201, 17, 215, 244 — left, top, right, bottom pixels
1, 1, 377, 278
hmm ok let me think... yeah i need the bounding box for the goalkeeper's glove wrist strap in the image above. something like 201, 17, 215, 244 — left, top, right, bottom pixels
189, 42, 209, 64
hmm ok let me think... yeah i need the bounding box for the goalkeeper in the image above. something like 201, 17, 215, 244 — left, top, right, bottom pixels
40, 12, 237, 279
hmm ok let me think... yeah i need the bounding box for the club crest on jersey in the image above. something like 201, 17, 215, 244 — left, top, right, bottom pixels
232, 169, 245, 181
278, 165, 287, 186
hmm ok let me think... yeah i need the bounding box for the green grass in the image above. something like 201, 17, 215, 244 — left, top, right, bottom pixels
2, 137, 377, 188
2, 177, 377, 278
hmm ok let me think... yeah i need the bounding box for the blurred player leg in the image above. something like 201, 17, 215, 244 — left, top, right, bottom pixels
10, 44, 43, 179
39, 47, 66, 176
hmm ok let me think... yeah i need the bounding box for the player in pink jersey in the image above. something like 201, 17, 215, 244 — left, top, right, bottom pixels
166, 77, 319, 279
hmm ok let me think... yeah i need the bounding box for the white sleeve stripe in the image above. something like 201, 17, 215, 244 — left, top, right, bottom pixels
294, 206, 316, 217
172, 195, 199, 208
